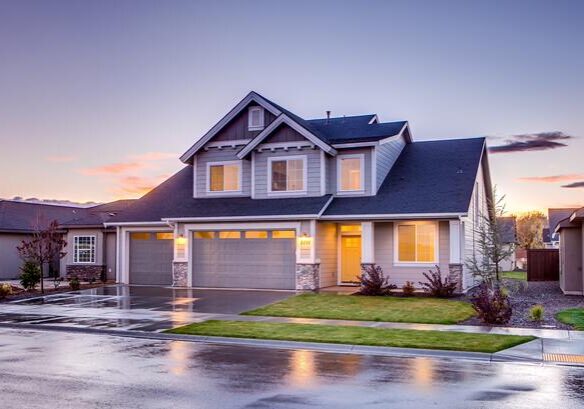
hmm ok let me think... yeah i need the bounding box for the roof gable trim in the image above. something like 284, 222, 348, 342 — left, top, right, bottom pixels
180, 92, 282, 163
237, 115, 337, 159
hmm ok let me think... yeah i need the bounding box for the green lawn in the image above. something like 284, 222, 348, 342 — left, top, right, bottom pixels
556, 308, 584, 330
167, 320, 534, 353
500, 271, 527, 281
243, 293, 475, 325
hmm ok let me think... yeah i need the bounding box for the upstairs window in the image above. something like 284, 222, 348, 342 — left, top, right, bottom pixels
248, 106, 265, 131
268, 156, 306, 193
338, 154, 364, 192
207, 161, 241, 193
74, 235, 96, 263
395, 222, 437, 264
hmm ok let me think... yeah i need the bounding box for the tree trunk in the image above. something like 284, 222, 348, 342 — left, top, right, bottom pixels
39, 262, 44, 294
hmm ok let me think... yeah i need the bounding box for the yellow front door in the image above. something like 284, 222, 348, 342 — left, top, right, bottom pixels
341, 235, 361, 283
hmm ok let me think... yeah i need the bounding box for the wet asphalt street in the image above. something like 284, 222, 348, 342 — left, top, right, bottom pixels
1, 328, 583, 409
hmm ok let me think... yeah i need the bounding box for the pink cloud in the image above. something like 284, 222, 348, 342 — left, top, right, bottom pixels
111, 174, 170, 197
517, 174, 584, 183
129, 152, 178, 161
79, 162, 144, 175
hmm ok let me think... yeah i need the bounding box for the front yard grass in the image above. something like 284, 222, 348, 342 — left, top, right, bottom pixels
500, 271, 527, 281
242, 293, 475, 325
556, 308, 584, 330
167, 320, 535, 353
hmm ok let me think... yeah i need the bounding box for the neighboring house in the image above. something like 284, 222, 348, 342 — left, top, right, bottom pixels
100, 91, 493, 293
0, 200, 133, 280
497, 216, 517, 271
554, 207, 583, 295
545, 208, 574, 248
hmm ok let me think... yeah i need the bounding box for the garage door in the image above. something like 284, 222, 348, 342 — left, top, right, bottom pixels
129, 232, 173, 285
192, 230, 296, 289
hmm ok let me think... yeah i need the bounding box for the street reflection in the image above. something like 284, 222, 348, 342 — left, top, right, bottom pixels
412, 357, 434, 389
168, 340, 189, 375
287, 349, 316, 387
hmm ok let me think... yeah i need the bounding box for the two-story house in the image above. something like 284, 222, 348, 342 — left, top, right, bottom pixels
64, 91, 492, 292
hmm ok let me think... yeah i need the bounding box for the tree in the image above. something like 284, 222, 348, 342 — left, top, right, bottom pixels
17, 220, 67, 294
516, 211, 546, 249
465, 192, 515, 284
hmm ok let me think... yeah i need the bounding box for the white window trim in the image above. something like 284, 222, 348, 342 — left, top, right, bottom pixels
337, 153, 365, 195
205, 160, 243, 194
267, 155, 308, 196
73, 235, 96, 264
248, 106, 265, 131
393, 221, 439, 266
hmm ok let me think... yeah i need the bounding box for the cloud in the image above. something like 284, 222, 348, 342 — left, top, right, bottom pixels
562, 181, 584, 188
111, 175, 169, 197
129, 152, 178, 161
517, 174, 584, 183
488, 131, 574, 153
79, 162, 144, 175
46, 155, 78, 163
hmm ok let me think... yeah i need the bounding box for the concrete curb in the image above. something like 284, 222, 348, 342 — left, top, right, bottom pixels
0, 321, 534, 363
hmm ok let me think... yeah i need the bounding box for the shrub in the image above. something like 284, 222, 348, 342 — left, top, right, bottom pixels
529, 305, 544, 322
52, 277, 63, 289
402, 281, 416, 297
0, 283, 12, 299
356, 265, 397, 296
418, 265, 458, 298
20, 261, 41, 291
470, 283, 513, 325
69, 276, 81, 291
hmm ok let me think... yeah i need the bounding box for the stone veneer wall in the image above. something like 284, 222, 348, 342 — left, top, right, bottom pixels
66, 265, 105, 281
172, 262, 188, 287
448, 263, 463, 294
295, 263, 320, 291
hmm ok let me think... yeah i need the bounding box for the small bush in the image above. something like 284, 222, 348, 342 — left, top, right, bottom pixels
418, 265, 458, 298
356, 265, 397, 296
69, 276, 81, 291
529, 305, 544, 322
0, 283, 12, 299
402, 281, 416, 297
471, 283, 513, 325
20, 262, 41, 291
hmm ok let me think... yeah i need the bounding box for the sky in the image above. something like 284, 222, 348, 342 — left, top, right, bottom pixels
0, 0, 583, 214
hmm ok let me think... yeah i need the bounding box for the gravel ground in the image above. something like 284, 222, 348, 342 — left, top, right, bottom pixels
464, 280, 584, 329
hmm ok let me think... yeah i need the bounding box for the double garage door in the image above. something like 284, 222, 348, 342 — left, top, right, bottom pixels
192, 229, 296, 290
128, 229, 296, 289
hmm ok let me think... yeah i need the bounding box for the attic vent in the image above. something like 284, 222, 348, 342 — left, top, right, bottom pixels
326, 110, 331, 123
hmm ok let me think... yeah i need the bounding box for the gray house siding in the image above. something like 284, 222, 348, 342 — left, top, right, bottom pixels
254, 149, 322, 198
559, 225, 583, 294
374, 221, 450, 287
316, 222, 337, 287
376, 135, 406, 191
214, 103, 276, 141
0, 233, 28, 279
327, 147, 373, 196
194, 147, 252, 198
263, 124, 306, 143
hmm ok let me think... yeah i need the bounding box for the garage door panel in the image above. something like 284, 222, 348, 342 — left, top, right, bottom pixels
192, 231, 295, 290
129, 233, 173, 285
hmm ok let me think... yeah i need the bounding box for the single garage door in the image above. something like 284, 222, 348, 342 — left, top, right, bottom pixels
129, 232, 173, 285
192, 229, 296, 289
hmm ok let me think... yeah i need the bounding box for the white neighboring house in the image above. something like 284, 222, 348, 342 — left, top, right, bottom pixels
497, 216, 517, 272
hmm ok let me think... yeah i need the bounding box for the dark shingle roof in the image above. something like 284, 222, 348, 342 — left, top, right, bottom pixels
548, 208, 578, 233
497, 217, 517, 243
107, 167, 332, 223
307, 116, 406, 144
60, 199, 136, 227
0, 201, 88, 232
323, 137, 486, 216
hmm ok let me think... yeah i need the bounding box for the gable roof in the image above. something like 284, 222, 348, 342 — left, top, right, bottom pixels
307, 117, 408, 144
106, 167, 333, 223
0, 201, 88, 233
60, 199, 136, 227
322, 137, 487, 217
548, 208, 578, 233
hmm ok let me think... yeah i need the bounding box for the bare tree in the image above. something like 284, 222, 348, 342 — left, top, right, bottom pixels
17, 220, 67, 294
516, 211, 546, 249
466, 192, 515, 284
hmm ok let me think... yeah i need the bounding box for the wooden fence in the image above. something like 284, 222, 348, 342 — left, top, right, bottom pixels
527, 249, 559, 281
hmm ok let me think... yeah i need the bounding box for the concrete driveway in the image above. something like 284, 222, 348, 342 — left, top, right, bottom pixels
0, 285, 293, 332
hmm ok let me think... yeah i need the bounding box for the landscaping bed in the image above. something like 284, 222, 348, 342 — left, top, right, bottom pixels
243, 293, 475, 325
0, 282, 112, 303
167, 320, 535, 353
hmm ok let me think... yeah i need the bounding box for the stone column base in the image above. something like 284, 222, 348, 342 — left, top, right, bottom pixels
295, 264, 320, 291
172, 261, 188, 287
66, 265, 105, 282
448, 263, 463, 294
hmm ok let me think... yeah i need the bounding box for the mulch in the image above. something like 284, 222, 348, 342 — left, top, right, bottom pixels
0, 282, 111, 303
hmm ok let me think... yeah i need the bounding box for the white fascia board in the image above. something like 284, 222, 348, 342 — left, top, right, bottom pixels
332, 141, 378, 148
319, 212, 466, 220
180, 92, 281, 163
317, 195, 335, 217
103, 221, 169, 227
162, 214, 320, 222
237, 114, 337, 159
